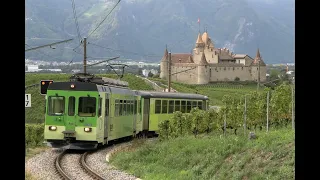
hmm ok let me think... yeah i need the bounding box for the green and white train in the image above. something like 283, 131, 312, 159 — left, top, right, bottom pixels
43, 73, 209, 150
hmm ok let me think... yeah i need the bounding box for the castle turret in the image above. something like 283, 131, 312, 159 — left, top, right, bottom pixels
251, 48, 267, 82
202, 31, 209, 44
253, 48, 262, 64
197, 52, 209, 84
195, 33, 205, 51
160, 46, 168, 79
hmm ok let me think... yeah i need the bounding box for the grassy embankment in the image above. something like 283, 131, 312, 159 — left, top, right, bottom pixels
110, 128, 295, 180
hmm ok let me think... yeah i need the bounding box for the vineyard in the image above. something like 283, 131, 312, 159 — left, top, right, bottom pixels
158, 83, 294, 139
109, 83, 295, 180
25, 73, 154, 123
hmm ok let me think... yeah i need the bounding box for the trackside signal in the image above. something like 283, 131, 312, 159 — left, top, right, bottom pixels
40, 80, 53, 95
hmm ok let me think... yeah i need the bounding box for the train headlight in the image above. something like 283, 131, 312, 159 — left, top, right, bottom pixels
70, 84, 75, 88
49, 126, 57, 131
84, 127, 92, 132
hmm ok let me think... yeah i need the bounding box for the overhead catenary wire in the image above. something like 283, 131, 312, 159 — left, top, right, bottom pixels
87, 0, 122, 39
70, 0, 82, 41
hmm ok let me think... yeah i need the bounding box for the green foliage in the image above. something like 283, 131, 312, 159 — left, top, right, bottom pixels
158, 83, 294, 138
110, 128, 294, 180
25, 123, 44, 148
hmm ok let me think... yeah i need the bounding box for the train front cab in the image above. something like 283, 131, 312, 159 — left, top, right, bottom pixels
44, 82, 103, 150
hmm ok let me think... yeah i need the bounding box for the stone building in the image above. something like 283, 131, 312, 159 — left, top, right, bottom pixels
159, 31, 267, 84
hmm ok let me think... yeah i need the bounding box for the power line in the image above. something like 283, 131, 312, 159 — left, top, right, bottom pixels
25, 39, 73, 52
87, 0, 121, 39
85, 56, 120, 67
70, 0, 82, 41
25, 44, 61, 61
87, 42, 162, 57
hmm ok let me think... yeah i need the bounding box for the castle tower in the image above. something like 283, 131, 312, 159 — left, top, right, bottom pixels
202, 31, 209, 45
195, 33, 205, 52
160, 46, 169, 79
252, 48, 266, 82
197, 52, 209, 84
254, 48, 262, 64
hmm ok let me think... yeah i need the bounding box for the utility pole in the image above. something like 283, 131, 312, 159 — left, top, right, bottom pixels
292, 86, 295, 130
168, 52, 172, 92
266, 91, 269, 132
224, 105, 227, 136
257, 59, 260, 91
83, 37, 87, 74
244, 95, 247, 136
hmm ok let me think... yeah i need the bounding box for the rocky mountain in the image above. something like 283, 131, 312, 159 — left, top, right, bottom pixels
25, 0, 294, 64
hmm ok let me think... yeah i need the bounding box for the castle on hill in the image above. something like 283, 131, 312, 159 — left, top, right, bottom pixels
159, 31, 267, 84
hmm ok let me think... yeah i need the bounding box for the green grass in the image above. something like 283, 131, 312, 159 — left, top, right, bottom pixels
110, 128, 294, 180
25, 73, 154, 123
149, 78, 259, 105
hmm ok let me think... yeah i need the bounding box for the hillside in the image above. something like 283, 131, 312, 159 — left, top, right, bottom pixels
25, 73, 153, 123
25, 0, 294, 64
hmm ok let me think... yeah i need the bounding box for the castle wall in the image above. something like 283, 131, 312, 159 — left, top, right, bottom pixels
159, 61, 167, 79
198, 65, 209, 84
250, 66, 267, 82
209, 66, 252, 82
203, 47, 218, 64
170, 64, 198, 84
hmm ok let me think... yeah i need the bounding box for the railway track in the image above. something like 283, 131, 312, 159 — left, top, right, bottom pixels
55, 150, 106, 180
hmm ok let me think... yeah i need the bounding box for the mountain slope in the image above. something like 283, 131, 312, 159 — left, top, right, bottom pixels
25, 0, 294, 64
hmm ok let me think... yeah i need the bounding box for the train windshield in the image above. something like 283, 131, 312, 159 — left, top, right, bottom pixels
48, 96, 65, 115
78, 97, 96, 117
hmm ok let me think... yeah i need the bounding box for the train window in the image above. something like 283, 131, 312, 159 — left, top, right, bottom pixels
134, 100, 137, 115
98, 98, 102, 116
119, 100, 123, 116
68, 96, 75, 116
187, 101, 192, 112
48, 96, 65, 116
130, 100, 133, 115
126, 100, 130, 115
105, 99, 109, 116
123, 100, 127, 116
168, 100, 174, 113
181, 101, 186, 113
78, 97, 96, 117
162, 100, 168, 114
198, 101, 203, 110
192, 101, 197, 108
174, 100, 180, 112
129, 100, 132, 115
115, 99, 119, 116
155, 100, 161, 114
139, 100, 142, 114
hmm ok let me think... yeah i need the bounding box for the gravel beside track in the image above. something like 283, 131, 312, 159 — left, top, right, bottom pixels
86, 143, 138, 180
25, 142, 139, 180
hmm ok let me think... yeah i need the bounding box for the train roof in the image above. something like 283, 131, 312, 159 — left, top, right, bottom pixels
47, 81, 98, 91
135, 91, 209, 100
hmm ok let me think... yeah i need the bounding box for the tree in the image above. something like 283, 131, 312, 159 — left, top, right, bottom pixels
234, 77, 240, 81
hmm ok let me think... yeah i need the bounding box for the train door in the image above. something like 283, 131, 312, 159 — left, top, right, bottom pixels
104, 95, 110, 139
65, 95, 77, 131
142, 98, 150, 131
133, 99, 137, 134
